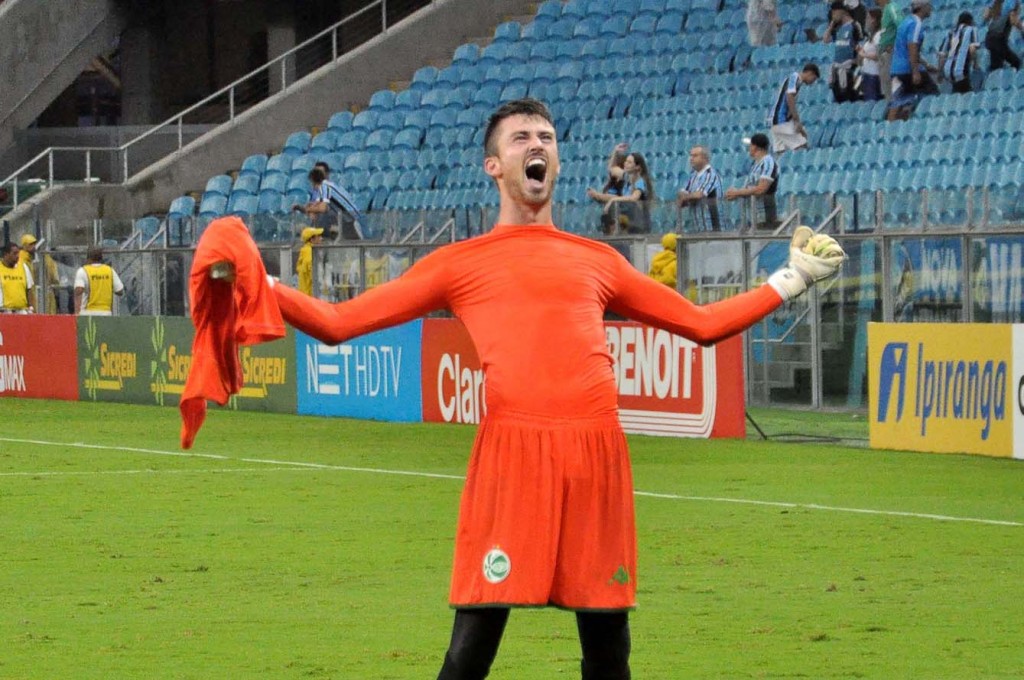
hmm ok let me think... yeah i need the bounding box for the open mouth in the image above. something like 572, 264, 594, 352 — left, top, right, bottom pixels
525, 157, 547, 188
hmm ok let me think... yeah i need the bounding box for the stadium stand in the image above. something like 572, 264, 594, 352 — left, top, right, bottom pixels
152, 0, 1024, 244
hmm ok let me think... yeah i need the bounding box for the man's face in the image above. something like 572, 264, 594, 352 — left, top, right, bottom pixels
917, 4, 932, 18
748, 143, 759, 159
802, 71, 819, 85
2, 247, 19, 266
484, 114, 559, 208
689, 148, 707, 171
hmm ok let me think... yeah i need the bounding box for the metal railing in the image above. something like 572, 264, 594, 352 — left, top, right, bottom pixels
0, 0, 433, 209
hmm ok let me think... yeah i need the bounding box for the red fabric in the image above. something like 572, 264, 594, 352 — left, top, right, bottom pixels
180, 217, 285, 448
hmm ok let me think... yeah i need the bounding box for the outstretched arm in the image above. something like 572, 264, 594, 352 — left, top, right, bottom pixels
608, 255, 783, 345
273, 252, 450, 345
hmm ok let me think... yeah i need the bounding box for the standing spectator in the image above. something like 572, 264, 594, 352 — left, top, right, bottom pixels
648, 233, 678, 289
887, 0, 939, 122
586, 143, 628, 234
878, 0, 903, 100
0, 242, 33, 313
767, 63, 820, 154
984, 3, 1023, 71
746, 0, 782, 46
74, 247, 125, 316
18, 233, 59, 313
602, 152, 655, 234
844, 0, 867, 31
824, 2, 865, 102
296, 227, 324, 296
858, 9, 885, 100
293, 165, 365, 240
938, 12, 981, 92
676, 146, 724, 231
725, 133, 780, 230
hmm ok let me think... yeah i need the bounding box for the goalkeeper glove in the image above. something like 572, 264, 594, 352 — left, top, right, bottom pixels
767, 226, 845, 301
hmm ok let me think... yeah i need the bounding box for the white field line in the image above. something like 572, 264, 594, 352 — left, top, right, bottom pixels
1, 437, 1021, 528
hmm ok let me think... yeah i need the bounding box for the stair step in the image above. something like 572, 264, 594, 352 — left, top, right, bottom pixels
390, 80, 412, 91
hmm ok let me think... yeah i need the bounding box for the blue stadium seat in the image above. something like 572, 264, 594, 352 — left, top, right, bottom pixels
392, 127, 423, 150
452, 43, 480, 65
535, 0, 563, 21
351, 109, 379, 130
257, 191, 285, 214
376, 110, 404, 131
204, 175, 233, 197
309, 131, 338, 156
199, 194, 228, 218
239, 154, 268, 178
630, 14, 658, 35
135, 216, 161, 241
289, 155, 317, 181
228, 194, 258, 216
364, 129, 395, 151
410, 66, 439, 90
232, 174, 260, 196
327, 110, 354, 134
493, 21, 521, 43
638, 0, 668, 15
259, 173, 287, 196
599, 15, 630, 37
393, 89, 422, 111
369, 89, 396, 110
168, 195, 195, 217
335, 129, 368, 152
283, 131, 311, 155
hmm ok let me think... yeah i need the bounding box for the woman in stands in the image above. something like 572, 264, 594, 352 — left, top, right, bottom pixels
586, 143, 628, 234
601, 151, 656, 234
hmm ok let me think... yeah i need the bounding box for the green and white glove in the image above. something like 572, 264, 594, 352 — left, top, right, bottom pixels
767, 226, 846, 301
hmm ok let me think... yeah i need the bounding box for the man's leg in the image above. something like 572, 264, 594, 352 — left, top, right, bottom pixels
577, 611, 631, 680
437, 607, 510, 680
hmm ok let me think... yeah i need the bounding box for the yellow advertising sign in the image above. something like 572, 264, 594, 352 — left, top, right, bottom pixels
869, 323, 1015, 458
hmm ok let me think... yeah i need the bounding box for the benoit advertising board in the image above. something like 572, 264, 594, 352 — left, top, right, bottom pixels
77, 316, 295, 413
869, 322, 1019, 458
296, 321, 422, 422
0, 315, 78, 400
420, 318, 745, 438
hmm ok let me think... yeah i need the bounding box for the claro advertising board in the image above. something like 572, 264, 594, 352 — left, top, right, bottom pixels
420, 318, 745, 438
869, 322, 1022, 458
0, 316, 78, 400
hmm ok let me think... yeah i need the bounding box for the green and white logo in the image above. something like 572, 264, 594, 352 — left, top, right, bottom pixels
482, 548, 511, 584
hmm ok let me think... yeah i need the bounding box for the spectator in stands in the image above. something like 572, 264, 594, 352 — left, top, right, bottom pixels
296, 226, 324, 296
938, 12, 981, 92
586, 143, 628, 234
725, 133, 780, 230
887, 0, 940, 121
746, 0, 782, 46
602, 152, 655, 234
843, 0, 868, 30
984, 2, 1023, 70
676, 146, 723, 231
767, 63, 820, 154
857, 9, 884, 100
74, 247, 125, 316
648, 233, 678, 288
0, 242, 33, 313
877, 0, 902, 100
18, 233, 59, 314
293, 165, 365, 240
824, 2, 865, 102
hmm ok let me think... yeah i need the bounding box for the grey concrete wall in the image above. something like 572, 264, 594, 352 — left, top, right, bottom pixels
0, 0, 125, 151
5, 0, 534, 228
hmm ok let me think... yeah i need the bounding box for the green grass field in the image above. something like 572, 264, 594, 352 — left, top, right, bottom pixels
1, 399, 1022, 679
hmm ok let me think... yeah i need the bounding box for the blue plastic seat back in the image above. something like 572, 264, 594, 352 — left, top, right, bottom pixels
283, 131, 311, 155
168, 195, 196, 217
204, 175, 233, 197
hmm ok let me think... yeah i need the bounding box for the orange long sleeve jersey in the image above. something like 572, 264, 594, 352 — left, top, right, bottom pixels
274, 225, 783, 419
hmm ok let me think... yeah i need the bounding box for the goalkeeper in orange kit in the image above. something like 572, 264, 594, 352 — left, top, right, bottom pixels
261, 99, 844, 679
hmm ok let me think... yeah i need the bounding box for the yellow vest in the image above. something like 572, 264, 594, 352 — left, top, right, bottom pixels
83, 264, 116, 311
296, 243, 313, 295
0, 261, 31, 310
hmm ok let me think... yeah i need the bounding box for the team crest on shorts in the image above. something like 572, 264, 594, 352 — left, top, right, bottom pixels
482, 548, 511, 584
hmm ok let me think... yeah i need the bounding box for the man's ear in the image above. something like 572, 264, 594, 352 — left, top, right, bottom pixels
484, 156, 501, 180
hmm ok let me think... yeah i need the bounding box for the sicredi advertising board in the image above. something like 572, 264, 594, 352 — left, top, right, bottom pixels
296, 321, 422, 422
420, 318, 745, 438
869, 322, 1019, 458
0, 316, 78, 400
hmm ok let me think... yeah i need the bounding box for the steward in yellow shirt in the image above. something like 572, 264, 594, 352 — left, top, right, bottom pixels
648, 233, 678, 289
74, 246, 125, 315
1, 242, 34, 312
296, 226, 323, 296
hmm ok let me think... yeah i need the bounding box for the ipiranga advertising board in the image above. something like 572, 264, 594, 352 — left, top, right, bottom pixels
869, 322, 1023, 458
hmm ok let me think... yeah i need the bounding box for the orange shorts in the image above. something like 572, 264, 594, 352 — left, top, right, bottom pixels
449, 411, 637, 611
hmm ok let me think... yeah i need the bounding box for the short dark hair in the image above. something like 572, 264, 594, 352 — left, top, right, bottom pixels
87, 246, 104, 263
958, 11, 974, 25
802, 63, 821, 78
750, 133, 771, 151
483, 98, 554, 157
309, 167, 326, 183
1, 242, 17, 256
314, 161, 331, 174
